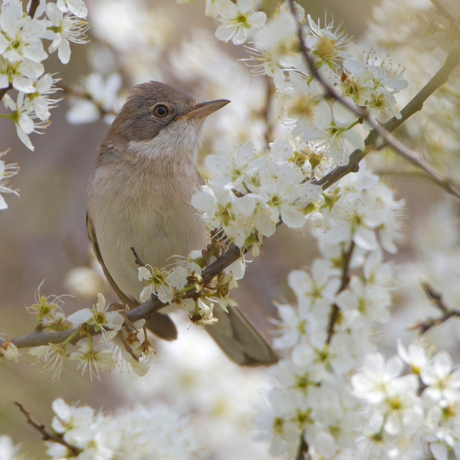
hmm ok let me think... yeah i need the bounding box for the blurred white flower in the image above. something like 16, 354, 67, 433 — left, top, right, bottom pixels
0, 436, 23, 460
66, 73, 125, 125
209, 0, 267, 45
421, 352, 460, 403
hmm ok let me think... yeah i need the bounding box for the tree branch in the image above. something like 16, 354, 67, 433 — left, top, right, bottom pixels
7, 244, 242, 349
430, 0, 459, 28
27, 0, 41, 17
409, 282, 460, 333
0, 84, 12, 104
326, 241, 355, 344
5, 9, 460, 351
15, 401, 81, 456
296, 433, 309, 460
287, 0, 460, 198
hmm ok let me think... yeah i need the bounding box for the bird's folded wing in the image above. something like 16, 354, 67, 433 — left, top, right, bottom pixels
86, 214, 178, 341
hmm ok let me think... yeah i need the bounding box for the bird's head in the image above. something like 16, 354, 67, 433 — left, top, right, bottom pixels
99, 81, 230, 163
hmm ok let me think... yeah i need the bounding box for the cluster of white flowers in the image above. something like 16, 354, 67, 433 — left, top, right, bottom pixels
352, 345, 460, 460
254, 167, 409, 458
0, 435, 23, 460
138, 249, 242, 326
21, 286, 153, 380
0, 0, 90, 150
44, 398, 201, 460
192, 141, 322, 250
65, 72, 126, 125
203, 0, 408, 168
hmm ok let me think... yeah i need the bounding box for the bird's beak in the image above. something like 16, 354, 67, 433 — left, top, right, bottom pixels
180, 99, 230, 120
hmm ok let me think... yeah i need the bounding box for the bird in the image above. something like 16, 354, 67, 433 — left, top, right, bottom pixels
86, 81, 278, 366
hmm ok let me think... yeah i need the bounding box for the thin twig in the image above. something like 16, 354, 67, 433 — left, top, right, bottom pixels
59, 84, 119, 118
8, 244, 242, 349
27, 0, 41, 17
326, 241, 355, 344
296, 433, 309, 460
130, 247, 146, 267
287, 0, 460, 199
261, 76, 276, 150
15, 401, 81, 456
409, 282, 460, 333
6, 11, 460, 351
430, 0, 459, 27
0, 84, 12, 104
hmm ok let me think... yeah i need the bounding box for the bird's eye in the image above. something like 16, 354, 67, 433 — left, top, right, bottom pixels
151, 103, 171, 119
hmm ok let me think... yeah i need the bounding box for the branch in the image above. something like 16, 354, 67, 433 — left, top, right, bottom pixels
6, 13, 460, 351
287, 0, 460, 198
27, 0, 41, 17
59, 84, 119, 118
296, 433, 309, 460
409, 282, 460, 333
430, 0, 459, 28
326, 241, 355, 344
8, 244, 242, 349
0, 84, 12, 104
15, 401, 81, 456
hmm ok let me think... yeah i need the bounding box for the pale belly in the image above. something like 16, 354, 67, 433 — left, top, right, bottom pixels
87, 167, 208, 303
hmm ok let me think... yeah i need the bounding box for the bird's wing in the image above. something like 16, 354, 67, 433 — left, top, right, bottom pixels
87, 213, 138, 307
86, 214, 178, 340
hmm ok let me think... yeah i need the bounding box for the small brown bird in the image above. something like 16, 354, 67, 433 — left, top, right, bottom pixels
86, 81, 278, 366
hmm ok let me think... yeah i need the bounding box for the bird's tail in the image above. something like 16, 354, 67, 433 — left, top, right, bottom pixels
205, 306, 279, 366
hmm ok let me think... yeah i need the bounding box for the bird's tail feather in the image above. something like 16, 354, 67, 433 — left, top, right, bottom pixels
205, 306, 279, 366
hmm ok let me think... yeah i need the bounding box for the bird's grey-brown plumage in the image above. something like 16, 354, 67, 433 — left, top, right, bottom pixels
86, 81, 278, 365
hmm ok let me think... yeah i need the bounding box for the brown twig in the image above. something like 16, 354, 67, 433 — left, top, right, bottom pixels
27, 0, 41, 17
59, 84, 119, 118
296, 433, 309, 460
430, 0, 459, 28
0, 83, 12, 104
130, 247, 146, 267
409, 282, 460, 333
7, 243, 242, 349
15, 401, 81, 456
261, 76, 276, 150
6, 10, 460, 351
326, 241, 355, 344
287, 0, 460, 199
